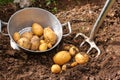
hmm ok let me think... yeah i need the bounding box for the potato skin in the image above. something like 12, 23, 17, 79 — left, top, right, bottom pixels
44, 27, 57, 45
70, 62, 78, 67
30, 35, 40, 50
47, 43, 52, 49
53, 51, 71, 65
32, 23, 43, 36
75, 52, 89, 64
40, 40, 45, 44
39, 43, 48, 51
13, 32, 20, 42
69, 46, 79, 56
17, 37, 31, 49
21, 31, 33, 40
51, 64, 61, 74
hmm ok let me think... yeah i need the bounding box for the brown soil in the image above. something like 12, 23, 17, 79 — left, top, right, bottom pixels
0, 0, 120, 80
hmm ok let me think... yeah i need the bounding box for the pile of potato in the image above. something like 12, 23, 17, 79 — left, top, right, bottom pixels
51, 44, 89, 74
13, 23, 57, 51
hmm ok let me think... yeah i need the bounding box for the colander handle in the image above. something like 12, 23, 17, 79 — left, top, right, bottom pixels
0, 20, 9, 36
62, 21, 72, 37
10, 39, 20, 50
0, 20, 20, 50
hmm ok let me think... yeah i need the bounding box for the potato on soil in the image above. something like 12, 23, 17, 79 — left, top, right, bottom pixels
51, 64, 61, 74
63, 44, 73, 50
70, 61, 78, 67
53, 51, 71, 65
17, 37, 31, 49
69, 46, 79, 56
62, 64, 67, 71
44, 27, 57, 45
31, 35, 40, 50
32, 23, 43, 36
21, 31, 33, 40
13, 32, 20, 42
75, 52, 89, 64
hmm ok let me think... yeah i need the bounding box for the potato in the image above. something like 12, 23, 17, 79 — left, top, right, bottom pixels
21, 31, 33, 40
63, 44, 73, 50
13, 32, 20, 42
44, 27, 57, 45
53, 51, 71, 65
69, 46, 79, 56
39, 43, 48, 51
40, 40, 52, 49
40, 40, 45, 44
47, 43, 52, 49
75, 52, 89, 64
70, 62, 78, 67
32, 23, 43, 36
17, 37, 31, 49
51, 64, 61, 74
31, 35, 40, 50
62, 64, 67, 71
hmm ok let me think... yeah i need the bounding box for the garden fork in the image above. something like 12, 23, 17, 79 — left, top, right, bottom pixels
75, 0, 115, 57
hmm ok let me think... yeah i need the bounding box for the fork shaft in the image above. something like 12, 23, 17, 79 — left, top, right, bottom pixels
89, 0, 115, 41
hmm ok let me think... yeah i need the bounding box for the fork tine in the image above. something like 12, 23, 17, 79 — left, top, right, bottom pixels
80, 41, 86, 47
87, 47, 92, 54
75, 33, 88, 39
95, 46, 101, 57
75, 33, 100, 58
75, 33, 80, 38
